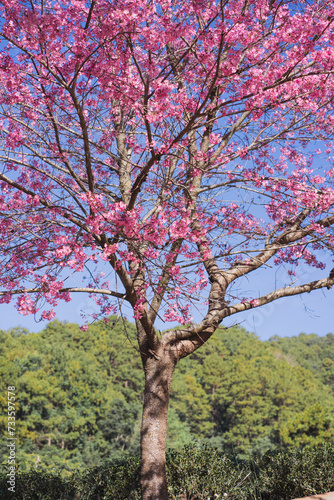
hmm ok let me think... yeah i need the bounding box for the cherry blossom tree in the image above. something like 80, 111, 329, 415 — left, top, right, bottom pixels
1, 0, 334, 497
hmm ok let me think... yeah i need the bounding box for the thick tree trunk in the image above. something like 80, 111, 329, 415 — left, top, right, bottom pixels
140, 349, 175, 500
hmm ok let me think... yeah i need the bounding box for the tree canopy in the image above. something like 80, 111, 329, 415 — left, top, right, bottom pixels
0, 0, 334, 329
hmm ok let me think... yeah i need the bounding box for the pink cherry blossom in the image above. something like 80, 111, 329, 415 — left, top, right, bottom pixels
1, 1, 334, 497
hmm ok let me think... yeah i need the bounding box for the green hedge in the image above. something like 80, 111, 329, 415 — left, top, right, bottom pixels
254, 445, 334, 500
1, 445, 333, 499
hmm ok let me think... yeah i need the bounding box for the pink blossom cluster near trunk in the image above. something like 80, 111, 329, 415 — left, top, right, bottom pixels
1, 0, 334, 498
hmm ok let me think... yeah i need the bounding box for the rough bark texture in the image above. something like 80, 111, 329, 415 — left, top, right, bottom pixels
140, 347, 176, 500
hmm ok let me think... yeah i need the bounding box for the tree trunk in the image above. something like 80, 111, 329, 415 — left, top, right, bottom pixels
140, 348, 175, 500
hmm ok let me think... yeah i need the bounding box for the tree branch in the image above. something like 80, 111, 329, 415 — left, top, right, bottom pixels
0, 287, 126, 298
163, 274, 334, 359
223, 275, 334, 318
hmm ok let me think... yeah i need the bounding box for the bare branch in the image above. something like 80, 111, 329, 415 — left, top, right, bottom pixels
223, 275, 334, 318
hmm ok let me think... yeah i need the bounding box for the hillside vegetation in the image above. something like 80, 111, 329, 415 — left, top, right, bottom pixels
0, 318, 333, 474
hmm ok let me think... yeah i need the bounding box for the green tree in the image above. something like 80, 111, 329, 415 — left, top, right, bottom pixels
1, 320, 333, 473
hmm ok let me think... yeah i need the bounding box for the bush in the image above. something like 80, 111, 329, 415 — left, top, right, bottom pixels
0, 469, 76, 499
254, 445, 334, 500
73, 455, 141, 500
166, 445, 252, 499
0, 445, 333, 499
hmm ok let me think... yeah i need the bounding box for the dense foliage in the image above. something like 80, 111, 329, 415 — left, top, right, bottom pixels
1, 318, 333, 473
1, 445, 334, 499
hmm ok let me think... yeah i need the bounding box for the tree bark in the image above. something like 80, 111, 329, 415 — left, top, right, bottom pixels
140, 348, 176, 500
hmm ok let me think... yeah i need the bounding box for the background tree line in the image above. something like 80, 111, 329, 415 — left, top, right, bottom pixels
0, 318, 333, 475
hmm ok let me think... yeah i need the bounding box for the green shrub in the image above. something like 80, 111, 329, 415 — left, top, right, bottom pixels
73, 455, 141, 499
0, 445, 333, 499
166, 445, 253, 499
254, 445, 334, 500
0, 469, 76, 499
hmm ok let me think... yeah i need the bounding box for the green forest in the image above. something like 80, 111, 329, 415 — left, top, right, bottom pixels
1, 318, 333, 475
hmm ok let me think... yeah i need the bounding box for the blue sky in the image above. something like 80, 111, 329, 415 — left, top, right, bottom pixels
1, 273, 333, 341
